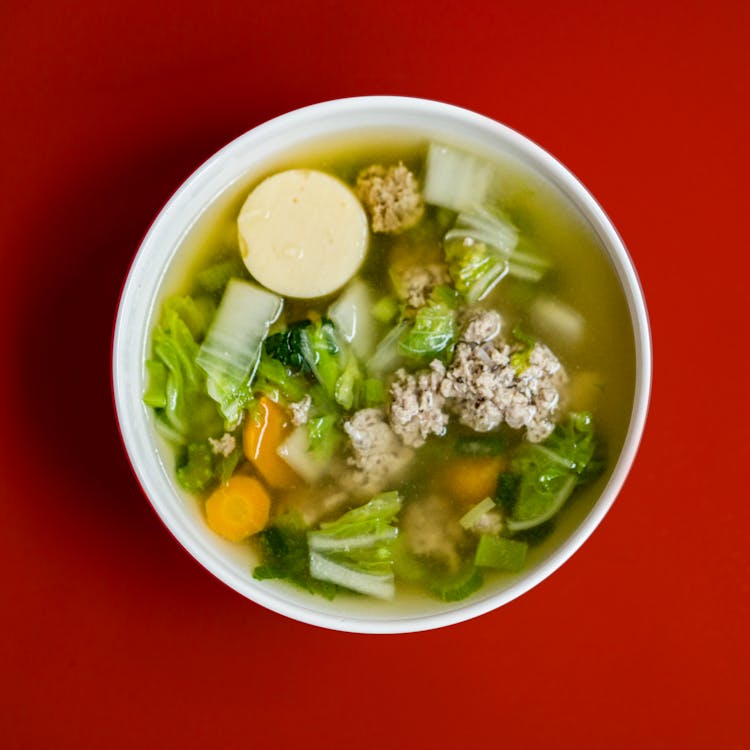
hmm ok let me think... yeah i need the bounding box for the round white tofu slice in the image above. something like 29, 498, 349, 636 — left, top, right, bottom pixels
238, 169, 368, 298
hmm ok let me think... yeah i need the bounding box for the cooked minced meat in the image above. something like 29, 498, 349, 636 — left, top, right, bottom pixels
289, 394, 312, 426
389, 360, 448, 448
397, 263, 451, 308
460, 309, 503, 344
355, 162, 425, 234
401, 495, 466, 572
441, 336, 567, 442
341, 408, 413, 497
208, 433, 236, 457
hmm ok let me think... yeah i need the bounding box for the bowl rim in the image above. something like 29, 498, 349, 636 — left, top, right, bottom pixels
112, 95, 652, 634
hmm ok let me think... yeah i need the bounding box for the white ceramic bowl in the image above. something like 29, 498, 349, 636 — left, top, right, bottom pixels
112, 96, 651, 633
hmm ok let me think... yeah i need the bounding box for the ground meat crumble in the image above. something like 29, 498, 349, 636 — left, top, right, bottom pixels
341, 408, 413, 497
355, 162, 425, 234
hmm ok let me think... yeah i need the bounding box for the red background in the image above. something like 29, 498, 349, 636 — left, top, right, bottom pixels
1, 2, 748, 748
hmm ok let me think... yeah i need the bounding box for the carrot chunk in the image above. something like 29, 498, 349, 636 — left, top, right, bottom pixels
242, 396, 299, 489
205, 475, 270, 542
437, 456, 506, 506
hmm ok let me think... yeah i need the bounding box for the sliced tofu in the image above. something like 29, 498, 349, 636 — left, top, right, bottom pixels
238, 169, 368, 298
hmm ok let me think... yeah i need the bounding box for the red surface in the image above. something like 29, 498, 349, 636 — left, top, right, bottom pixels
1, 2, 748, 748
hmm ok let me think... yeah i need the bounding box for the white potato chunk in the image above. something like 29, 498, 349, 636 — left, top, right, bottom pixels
238, 169, 368, 298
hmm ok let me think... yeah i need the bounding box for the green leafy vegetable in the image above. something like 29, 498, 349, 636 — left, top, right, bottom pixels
252, 355, 309, 405
398, 299, 456, 360
510, 326, 536, 374
147, 298, 224, 443
501, 412, 601, 532
306, 492, 402, 599
175, 436, 242, 493
143, 360, 168, 408
444, 239, 509, 303
176, 442, 215, 492
196, 279, 283, 426
254, 514, 341, 600
264, 319, 313, 372
443, 206, 549, 301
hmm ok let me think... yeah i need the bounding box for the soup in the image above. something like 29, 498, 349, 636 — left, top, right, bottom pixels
143, 135, 635, 603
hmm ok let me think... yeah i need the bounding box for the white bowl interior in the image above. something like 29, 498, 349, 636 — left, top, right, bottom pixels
112, 96, 651, 633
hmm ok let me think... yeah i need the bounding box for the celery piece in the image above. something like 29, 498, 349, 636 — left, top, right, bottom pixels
459, 497, 497, 530
176, 442, 215, 492
429, 566, 484, 602
372, 295, 400, 324
363, 378, 386, 407
474, 535, 528, 572
143, 360, 168, 408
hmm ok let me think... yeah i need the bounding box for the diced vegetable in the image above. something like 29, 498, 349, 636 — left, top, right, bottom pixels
252, 355, 309, 405
459, 497, 497, 530
428, 565, 484, 602
371, 295, 399, 324
143, 360, 168, 408
438, 456, 506, 506
328, 279, 376, 360
530, 296, 585, 347
197, 279, 283, 425
195, 256, 246, 295
204, 475, 270, 542
423, 142, 494, 211
307, 414, 343, 461
474, 535, 527, 571
243, 397, 299, 489
176, 442, 216, 492
278, 425, 328, 484
362, 378, 386, 407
